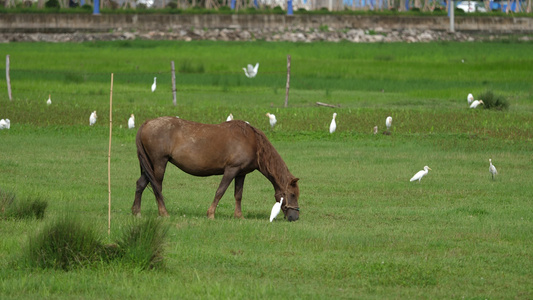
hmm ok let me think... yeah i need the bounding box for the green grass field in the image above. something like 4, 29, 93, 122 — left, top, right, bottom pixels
1, 40, 532, 298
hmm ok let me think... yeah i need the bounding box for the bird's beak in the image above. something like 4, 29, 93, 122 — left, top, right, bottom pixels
428, 167, 432, 170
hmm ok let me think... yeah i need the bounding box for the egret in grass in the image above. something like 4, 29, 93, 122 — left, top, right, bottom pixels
266, 113, 277, 128
470, 100, 484, 109
128, 114, 135, 129
226, 113, 233, 122
46, 94, 52, 106
243, 63, 259, 78
489, 159, 498, 180
151, 77, 157, 92
386, 116, 392, 131
0, 119, 10, 129
89, 111, 97, 126
329, 113, 337, 134
270, 197, 283, 222
467, 93, 474, 105
410, 166, 432, 183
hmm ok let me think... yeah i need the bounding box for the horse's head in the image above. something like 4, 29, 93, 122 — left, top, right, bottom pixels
282, 178, 300, 222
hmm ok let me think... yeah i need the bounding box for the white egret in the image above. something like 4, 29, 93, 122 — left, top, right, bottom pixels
373, 126, 378, 135
0, 119, 10, 129
243, 63, 259, 78
410, 166, 432, 183
226, 113, 233, 122
89, 111, 97, 126
329, 113, 337, 134
270, 197, 284, 222
46, 94, 52, 106
467, 93, 474, 105
128, 114, 135, 129
489, 159, 498, 180
386, 116, 392, 131
151, 77, 157, 92
470, 100, 484, 109
266, 113, 277, 128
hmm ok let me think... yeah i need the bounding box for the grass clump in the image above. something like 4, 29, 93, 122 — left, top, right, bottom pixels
115, 218, 169, 270
478, 90, 510, 110
24, 217, 104, 270
0, 189, 48, 220
19, 216, 168, 271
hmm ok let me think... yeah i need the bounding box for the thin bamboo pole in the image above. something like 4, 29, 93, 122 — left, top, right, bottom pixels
6, 55, 12, 101
171, 61, 177, 106
108, 73, 114, 236
284, 55, 291, 108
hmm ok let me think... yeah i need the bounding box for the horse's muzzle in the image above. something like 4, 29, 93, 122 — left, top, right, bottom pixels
287, 211, 299, 222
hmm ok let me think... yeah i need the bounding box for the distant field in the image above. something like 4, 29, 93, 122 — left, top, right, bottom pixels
0, 40, 532, 298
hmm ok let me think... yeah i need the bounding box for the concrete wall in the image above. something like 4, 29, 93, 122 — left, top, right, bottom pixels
1, 13, 532, 33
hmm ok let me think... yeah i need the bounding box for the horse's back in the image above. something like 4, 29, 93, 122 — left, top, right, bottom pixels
139, 117, 259, 176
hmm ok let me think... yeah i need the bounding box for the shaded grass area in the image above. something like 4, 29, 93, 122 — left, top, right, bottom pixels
18, 216, 168, 271
0, 189, 48, 220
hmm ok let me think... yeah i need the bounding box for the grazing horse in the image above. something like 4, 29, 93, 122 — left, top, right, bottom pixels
133, 117, 300, 221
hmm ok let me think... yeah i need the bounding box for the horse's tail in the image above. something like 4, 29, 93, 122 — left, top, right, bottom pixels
136, 124, 163, 200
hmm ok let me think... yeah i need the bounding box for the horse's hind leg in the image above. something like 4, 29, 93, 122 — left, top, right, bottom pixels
233, 175, 245, 219
207, 169, 238, 219
153, 161, 170, 217
132, 173, 149, 217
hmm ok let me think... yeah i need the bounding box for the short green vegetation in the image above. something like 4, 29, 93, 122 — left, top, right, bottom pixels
0, 40, 532, 298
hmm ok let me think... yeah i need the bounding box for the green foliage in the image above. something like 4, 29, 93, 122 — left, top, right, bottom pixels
23, 217, 104, 270
45, 0, 60, 8
0, 189, 48, 220
19, 217, 168, 271
478, 90, 510, 110
115, 218, 169, 270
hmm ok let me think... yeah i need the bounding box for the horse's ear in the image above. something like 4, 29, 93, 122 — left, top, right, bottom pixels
290, 178, 299, 186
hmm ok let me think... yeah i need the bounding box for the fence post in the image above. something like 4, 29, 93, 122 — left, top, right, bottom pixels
108, 73, 113, 236
6, 55, 12, 101
284, 55, 291, 108
171, 61, 177, 106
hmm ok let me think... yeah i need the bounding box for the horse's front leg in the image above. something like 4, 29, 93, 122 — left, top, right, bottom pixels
233, 175, 245, 219
207, 170, 238, 219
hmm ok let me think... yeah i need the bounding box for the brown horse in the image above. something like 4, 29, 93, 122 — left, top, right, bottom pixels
133, 117, 300, 221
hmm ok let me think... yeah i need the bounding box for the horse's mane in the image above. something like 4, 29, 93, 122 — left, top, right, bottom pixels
249, 125, 293, 186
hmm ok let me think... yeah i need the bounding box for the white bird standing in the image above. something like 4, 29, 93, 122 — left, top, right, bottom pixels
128, 114, 135, 129
243, 63, 259, 78
410, 166, 432, 183
266, 113, 277, 128
470, 100, 484, 109
270, 197, 284, 222
46, 94, 52, 106
226, 113, 233, 122
89, 111, 97, 126
0, 119, 10, 129
489, 159, 498, 180
151, 77, 157, 92
467, 93, 474, 105
386, 116, 392, 131
329, 113, 337, 134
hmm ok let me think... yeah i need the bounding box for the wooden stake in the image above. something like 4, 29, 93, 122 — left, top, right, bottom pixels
284, 54, 291, 108
108, 73, 113, 236
171, 61, 177, 106
6, 55, 12, 101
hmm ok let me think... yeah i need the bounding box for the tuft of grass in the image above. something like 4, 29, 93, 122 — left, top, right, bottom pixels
478, 90, 510, 110
115, 218, 169, 270
0, 189, 16, 213
23, 217, 105, 270
0, 189, 48, 220
19, 216, 169, 271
